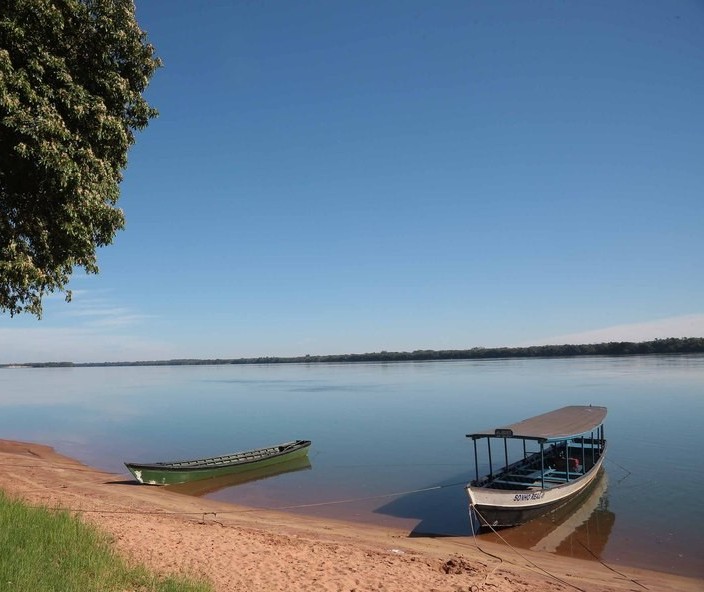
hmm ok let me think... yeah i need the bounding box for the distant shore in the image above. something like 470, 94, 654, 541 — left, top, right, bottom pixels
2, 336, 703, 368
1, 438, 702, 592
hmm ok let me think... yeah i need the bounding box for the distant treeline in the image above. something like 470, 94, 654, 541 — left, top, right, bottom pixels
5, 337, 704, 369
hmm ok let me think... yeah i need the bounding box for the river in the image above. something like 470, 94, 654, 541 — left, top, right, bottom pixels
1, 354, 702, 576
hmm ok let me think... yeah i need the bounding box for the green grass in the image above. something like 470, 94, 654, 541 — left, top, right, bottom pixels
0, 490, 212, 592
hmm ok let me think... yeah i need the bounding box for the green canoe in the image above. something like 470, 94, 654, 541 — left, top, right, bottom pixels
125, 439, 311, 485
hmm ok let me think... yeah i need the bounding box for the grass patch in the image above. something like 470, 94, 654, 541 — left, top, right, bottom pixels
0, 490, 212, 592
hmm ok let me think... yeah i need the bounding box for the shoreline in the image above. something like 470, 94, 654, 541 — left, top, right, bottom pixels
1, 439, 700, 592
3, 338, 703, 368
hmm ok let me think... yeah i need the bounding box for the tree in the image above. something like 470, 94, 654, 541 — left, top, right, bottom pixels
0, 0, 159, 317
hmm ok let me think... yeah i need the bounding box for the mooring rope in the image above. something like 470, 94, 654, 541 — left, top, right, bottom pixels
469, 504, 588, 592
468, 507, 505, 591
605, 457, 632, 485
266, 481, 467, 511
13, 480, 468, 517
0, 461, 109, 473
575, 539, 649, 590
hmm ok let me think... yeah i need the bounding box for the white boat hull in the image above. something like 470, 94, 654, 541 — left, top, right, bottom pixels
468, 449, 606, 529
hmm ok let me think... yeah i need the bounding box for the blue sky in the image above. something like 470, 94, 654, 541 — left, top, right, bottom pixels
2, 0, 703, 363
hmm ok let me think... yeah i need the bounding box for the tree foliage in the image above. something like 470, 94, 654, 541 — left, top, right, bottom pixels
0, 0, 159, 316
12, 337, 704, 367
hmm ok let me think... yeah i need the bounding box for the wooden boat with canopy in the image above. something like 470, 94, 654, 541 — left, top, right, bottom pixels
466, 405, 606, 529
125, 439, 311, 486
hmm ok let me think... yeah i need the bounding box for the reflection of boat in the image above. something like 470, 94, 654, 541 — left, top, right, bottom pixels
531, 471, 608, 553
466, 406, 607, 529
530, 469, 611, 554
487, 468, 615, 561
165, 455, 312, 496
125, 440, 311, 485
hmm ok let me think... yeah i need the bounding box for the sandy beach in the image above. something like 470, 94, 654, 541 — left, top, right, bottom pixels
0, 439, 700, 592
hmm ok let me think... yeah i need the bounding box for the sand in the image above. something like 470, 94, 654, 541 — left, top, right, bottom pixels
0, 439, 701, 592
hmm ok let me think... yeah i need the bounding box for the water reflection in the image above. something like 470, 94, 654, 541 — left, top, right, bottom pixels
165, 456, 313, 497
481, 470, 615, 561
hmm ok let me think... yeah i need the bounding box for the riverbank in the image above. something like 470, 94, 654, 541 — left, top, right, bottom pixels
0, 439, 700, 592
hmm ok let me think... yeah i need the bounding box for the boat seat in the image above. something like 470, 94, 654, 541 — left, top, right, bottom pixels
542, 471, 584, 484
505, 468, 555, 481
503, 475, 536, 484
490, 479, 536, 489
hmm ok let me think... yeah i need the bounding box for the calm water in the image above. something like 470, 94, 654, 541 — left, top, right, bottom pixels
1, 356, 702, 577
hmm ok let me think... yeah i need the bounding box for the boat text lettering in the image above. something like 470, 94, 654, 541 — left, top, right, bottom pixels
513, 492, 545, 502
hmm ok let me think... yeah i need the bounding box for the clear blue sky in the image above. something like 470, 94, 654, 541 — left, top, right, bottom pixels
2, 0, 703, 363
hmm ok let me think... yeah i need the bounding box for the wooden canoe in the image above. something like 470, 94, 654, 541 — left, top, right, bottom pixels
125, 439, 311, 485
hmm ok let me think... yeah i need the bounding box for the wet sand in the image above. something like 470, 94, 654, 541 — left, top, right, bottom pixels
0, 439, 700, 592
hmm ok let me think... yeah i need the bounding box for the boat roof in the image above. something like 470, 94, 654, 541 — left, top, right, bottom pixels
466, 405, 607, 442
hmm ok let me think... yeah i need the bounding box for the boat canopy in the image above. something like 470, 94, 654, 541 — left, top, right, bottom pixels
467, 405, 607, 443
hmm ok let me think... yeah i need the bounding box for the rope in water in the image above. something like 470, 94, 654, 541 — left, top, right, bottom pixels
264, 481, 467, 511
605, 456, 633, 486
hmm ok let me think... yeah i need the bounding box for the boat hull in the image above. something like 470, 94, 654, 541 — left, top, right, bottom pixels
125, 440, 311, 485
468, 448, 606, 529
